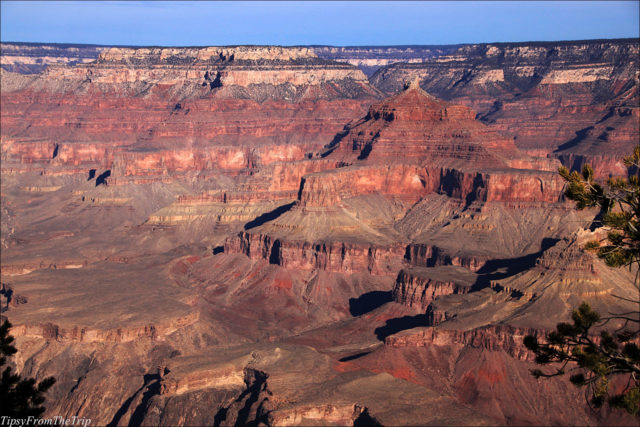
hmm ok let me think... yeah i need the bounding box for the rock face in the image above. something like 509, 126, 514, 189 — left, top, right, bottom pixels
225, 232, 407, 275
2, 41, 638, 426
0, 42, 107, 74
1, 45, 381, 189
370, 39, 639, 176
392, 266, 476, 311
322, 84, 518, 167
425, 231, 638, 331
4, 39, 636, 178
223, 86, 570, 281
312, 45, 462, 76
553, 104, 640, 177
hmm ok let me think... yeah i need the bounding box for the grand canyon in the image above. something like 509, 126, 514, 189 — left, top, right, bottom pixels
1, 37, 639, 425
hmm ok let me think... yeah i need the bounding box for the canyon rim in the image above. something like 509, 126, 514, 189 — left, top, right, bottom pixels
1, 1, 639, 426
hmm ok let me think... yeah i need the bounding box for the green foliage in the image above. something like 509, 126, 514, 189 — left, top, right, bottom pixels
524, 303, 640, 416
0, 319, 56, 417
557, 158, 640, 270
526, 147, 640, 417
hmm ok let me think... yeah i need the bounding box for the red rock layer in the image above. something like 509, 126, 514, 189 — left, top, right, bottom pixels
392, 267, 474, 311
385, 324, 538, 361
370, 40, 639, 146
323, 84, 521, 168
223, 88, 567, 276
225, 232, 406, 275
297, 164, 563, 209
299, 87, 564, 206
1, 46, 382, 182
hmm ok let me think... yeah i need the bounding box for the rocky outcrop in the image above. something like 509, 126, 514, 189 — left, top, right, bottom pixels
297, 87, 564, 207
225, 232, 405, 275
392, 267, 475, 310
295, 164, 563, 208
404, 243, 492, 271
270, 404, 370, 426
370, 38, 639, 176
385, 325, 539, 361
0, 42, 106, 74
298, 164, 428, 205
322, 84, 522, 167
9, 311, 199, 343
213, 368, 272, 427
424, 230, 639, 332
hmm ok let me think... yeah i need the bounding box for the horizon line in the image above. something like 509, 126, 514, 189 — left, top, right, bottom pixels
1, 37, 638, 50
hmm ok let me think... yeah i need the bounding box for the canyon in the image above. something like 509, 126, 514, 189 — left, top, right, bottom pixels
1, 39, 638, 426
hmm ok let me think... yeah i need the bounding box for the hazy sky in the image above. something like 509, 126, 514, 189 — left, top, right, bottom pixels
1, 1, 638, 46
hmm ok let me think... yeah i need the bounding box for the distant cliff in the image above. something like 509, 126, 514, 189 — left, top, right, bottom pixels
368, 38, 639, 175
368, 39, 638, 94
0, 42, 107, 73
312, 45, 461, 76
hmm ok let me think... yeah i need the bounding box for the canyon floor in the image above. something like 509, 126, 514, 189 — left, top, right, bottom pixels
1, 41, 639, 426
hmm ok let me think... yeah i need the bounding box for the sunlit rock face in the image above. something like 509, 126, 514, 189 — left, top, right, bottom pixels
225, 84, 568, 277
0, 42, 107, 74
369, 39, 639, 177
1, 41, 638, 426
1, 45, 381, 185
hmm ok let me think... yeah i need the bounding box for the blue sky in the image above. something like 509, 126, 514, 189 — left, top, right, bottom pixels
1, 1, 638, 46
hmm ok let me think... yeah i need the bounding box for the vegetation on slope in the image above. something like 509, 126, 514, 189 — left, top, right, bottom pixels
525, 147, 640, 416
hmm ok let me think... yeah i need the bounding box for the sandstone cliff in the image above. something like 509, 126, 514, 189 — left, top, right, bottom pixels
2, 41, 636, 426
1, 45, 381, 192
370, 39, 639, 176
222, 86, 577, 281
0, 42, 106, 74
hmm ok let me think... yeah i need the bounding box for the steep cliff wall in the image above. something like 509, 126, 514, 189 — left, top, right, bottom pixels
0, 42, 106, 73
369, 39, 639, 176
225, 232, 406, 275
1, 46, 381, 185
2, 41, 633, 427
392, 266, 475, 311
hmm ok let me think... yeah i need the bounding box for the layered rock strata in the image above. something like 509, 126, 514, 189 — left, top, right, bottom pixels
312, 45, 461, 76
2, 41, 636, 426
392, 266, 476, 311
426, 230, 639, 332
1, 46, 381, 187
370, 39, 639, 176
0, 42, 107, 74
224, 85, 572, 275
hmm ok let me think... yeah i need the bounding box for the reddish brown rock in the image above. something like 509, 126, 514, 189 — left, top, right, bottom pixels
225, 232, 406, 275
392, 266, 476, 311
385, 324, 538, 361
1, 46, 382, 184
2, 41, 636, 427
370, 39, 639, 159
